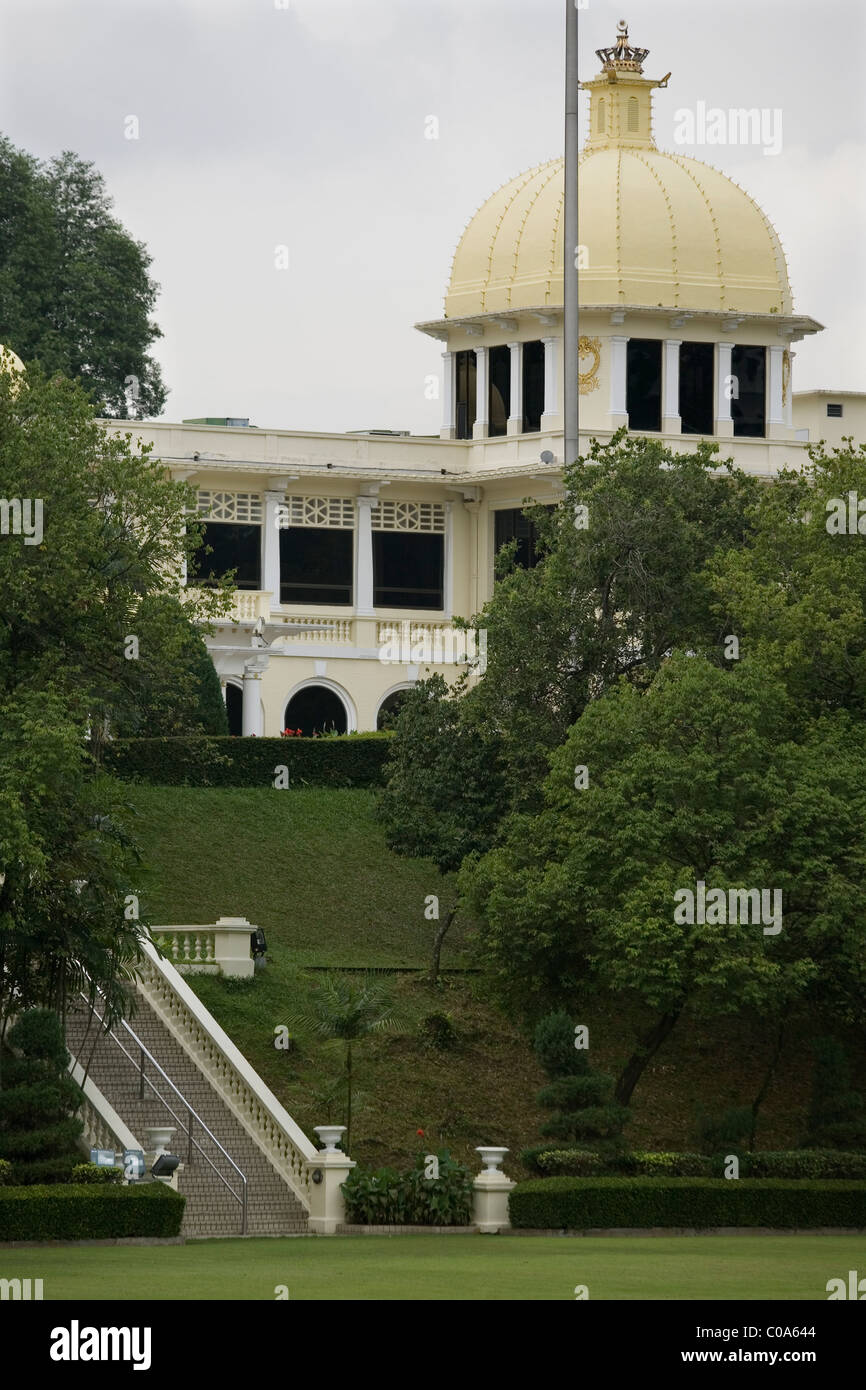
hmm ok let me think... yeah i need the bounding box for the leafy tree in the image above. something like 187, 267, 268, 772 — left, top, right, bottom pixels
292, 974, 397, 1153
463, 430, 759, 812
0, 137, 166, 416
0, 362, 232, 751
376, 674, 504, 980
710, 440, 866, 719
110, 597, 229, 737
533, 1012, 629, 1151
464, 654, 866, 1105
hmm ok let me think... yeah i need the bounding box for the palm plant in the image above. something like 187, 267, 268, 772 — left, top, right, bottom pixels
293, 974, 398, 1152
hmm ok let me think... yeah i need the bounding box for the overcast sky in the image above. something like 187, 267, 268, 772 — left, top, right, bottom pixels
0, 0, 862, 433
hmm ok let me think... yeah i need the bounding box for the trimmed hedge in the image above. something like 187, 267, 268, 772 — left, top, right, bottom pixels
0, 1183, 185, 1240
6, 1157, 84, 1186
509, 1177, 866, 1230
70, 1164, 123, 1185
519, 1148, 866, 1180
104, 735, 391, 788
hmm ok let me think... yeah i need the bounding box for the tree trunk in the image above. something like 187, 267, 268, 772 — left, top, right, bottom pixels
749, 1020, 785, 1150
429, 904, 458, 984
614, 1002, 685, 1106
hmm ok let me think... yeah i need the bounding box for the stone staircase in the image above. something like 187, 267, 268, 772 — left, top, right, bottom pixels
65, 993, 310, 1239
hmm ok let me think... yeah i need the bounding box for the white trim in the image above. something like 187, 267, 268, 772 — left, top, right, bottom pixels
376, 681, 417, 727
282, 676, 358, 733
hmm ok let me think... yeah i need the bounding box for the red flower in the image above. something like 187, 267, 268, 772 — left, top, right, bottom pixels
416, 1128, 425, 1137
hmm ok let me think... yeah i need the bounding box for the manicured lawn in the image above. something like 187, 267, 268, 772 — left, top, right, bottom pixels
3, 1235, 859, 1301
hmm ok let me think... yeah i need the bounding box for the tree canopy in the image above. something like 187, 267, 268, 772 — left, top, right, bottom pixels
0, 137, 166, 417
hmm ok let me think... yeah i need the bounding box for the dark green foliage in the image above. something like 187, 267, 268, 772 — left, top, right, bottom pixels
6, 1157, 83, 1185
732, 1151, 866, 1180
804, 1038, 866, 1151
0, 1183, 184, 1240
532, 1012, 627, 1152
0, 136, 166, 417
695, 1106, 754, 1155
0, 1011, 83, 1171
418, 1013, 458, 1051
520, 1147, 605, 1177
342, 1150, 473, 1226
509, 1178, 866, 1230
533, 1012, 584, 1078
616, 1152, 714, 1177
70, 1163, 123, 1184
0, 1158, 10, 1184
104, 736, 390, 788
109, 599, 229, 738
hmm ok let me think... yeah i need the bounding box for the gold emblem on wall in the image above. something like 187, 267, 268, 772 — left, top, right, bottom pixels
579, 336, 601, 394
782, 349, 791, 407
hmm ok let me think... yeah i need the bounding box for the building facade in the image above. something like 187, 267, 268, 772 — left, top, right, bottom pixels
100, 25, 861, 738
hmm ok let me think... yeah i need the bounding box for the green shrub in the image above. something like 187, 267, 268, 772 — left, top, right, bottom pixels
695, 1105, 753, 1154
70, 1163, 123, 1185
342, 1150, 473, 1225
0, 1183, 185, 1240
537, 1075, 612, 1110
509, 1177, 866, 1230
0, 1159, 11, 1185
418, 1013, 458, 1052
104, 735, 391, 788
0, 1010, 84, 1171
722, 1150, 866, 1180
7, 1157, 82, 1186
533, 1012, 583, 1078
616, 1151, 713, 1177
520, 1148, 605, 1177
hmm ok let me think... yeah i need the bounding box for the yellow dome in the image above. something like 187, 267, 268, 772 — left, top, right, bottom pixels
444, 148, 792, 319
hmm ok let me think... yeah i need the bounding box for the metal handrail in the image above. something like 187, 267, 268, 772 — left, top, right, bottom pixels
75, 991, 248, 1234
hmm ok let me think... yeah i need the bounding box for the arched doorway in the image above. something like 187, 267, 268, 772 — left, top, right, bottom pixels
377, 687, 412, 730
225, 682, 243, 737
283, 684, 348, 737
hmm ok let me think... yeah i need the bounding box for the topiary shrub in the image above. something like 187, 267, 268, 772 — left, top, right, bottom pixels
803, 1038, 866, 1151
0, 1184, 184, 1240
532, 1012, 628, 1157
0, 1010, 84, 1176
520, 1148, 605, 1177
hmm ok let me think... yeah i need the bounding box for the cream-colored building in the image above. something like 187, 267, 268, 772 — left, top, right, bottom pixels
100, 24, 858, 738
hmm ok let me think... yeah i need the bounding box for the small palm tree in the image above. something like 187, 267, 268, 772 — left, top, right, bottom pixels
293, 974, 398, 1152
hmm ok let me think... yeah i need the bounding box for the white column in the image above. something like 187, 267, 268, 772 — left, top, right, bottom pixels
472, 346, 489, 439
440, 351, 455, 440
663, 339, 682, 434
443, 501, 454, 616
540, 336, 559, 427
609, 335, 629, 428
767, 344, 785, 439
784, 349, 794, 431
242, 656, 268, 737
355, 495, 377, 616
507, 341, 523, 435
715, 343, 735, 438
263, 490, 285, 605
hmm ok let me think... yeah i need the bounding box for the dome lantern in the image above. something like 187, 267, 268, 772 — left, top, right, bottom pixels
581, 19, 670, 152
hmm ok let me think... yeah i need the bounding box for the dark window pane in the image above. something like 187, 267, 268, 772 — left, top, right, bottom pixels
190, 522, 261, 589
827, 403, 843, 418
455, 350, 476, 440
373, 532, 443, 609
627, 339, 662, 432
225, 684, 243, 737
679, 341, 715, 436
279, 527, 353, 606
494, 505, 555, 570
488, 344, 511, 437
731, 345, 766, 438
522, 340, 545, 432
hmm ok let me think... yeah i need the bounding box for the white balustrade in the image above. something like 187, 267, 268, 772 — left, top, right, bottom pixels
137, 938, 316, 1208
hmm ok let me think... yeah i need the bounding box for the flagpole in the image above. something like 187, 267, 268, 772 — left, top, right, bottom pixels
563, 0, 580, 467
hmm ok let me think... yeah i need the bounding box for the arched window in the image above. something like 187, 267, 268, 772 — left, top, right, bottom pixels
377, 689, 411, 731
597, 98, 605, 133
283, 685, 348, 737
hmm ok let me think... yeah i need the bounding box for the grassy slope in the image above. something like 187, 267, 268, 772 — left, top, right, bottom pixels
127, 786, 863, 1175
6, 1235, 860, 1300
